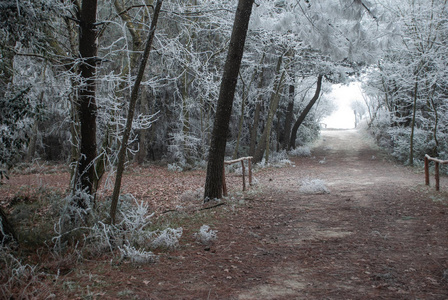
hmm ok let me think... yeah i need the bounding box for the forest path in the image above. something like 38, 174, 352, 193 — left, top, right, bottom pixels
28, 130, 448, 299
230, 129, 448, 299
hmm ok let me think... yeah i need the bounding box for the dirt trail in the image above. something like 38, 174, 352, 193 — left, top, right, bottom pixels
230, 129, 448, 299
23, 130, 448, 299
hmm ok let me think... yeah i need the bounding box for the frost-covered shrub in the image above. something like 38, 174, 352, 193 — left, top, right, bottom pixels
118, 196, 154, 245
296, 121, 321, 145
168, 163, 183, 172
119, 244, 157, 265
194, 225, 217, 245
167, 131, 207, 170
269, 150, 290, 164
387, 127, 432, 164
87, 195, 154, 251
151, 227, 183, 250
52, 189, 95, 251
299, 178, 330, 194
53, 193, 155, 256
193, 160, 207, 170
257, 150, 293, 169
288, 146, 311, 157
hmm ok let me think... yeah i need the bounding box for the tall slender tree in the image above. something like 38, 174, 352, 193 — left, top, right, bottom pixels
109, 0, 163, 224
204, 0, 255, 200
74, 0, 99, 208
289, 75, 323, 150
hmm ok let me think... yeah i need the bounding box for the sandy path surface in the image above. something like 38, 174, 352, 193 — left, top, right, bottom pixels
232, 129, 448, 299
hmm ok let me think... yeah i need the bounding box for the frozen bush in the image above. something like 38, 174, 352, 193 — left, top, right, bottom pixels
59, 188, 94, 227
167, 163, 183, 172
52, 189, 95, 252
257, 151, 293, 169
151, 227, 183, 250
86, 195, 154, 252
53, 193, 155, 256
119, 244, 157, 264
119, 196, 153, 235
288, 146, 311, 157
299, 178, 330, 194
194, 225, 217, 245
193, 160, 207, 170
269, 150, 291, 164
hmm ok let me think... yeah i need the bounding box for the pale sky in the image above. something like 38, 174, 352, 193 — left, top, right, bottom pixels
323, 82, 362, 129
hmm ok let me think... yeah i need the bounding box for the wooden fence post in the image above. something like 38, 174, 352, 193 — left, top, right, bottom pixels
425, 156, 429, 186
248, 158, 252, 186
241, 160, 246, 191
222, 164, 228, 197
435, 161, 440, 191
223, 156, 253, 195
425, 154, 448, 191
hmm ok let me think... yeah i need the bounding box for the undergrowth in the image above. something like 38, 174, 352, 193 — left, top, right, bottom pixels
1, 188, 205, 298
299, 178, 330, 194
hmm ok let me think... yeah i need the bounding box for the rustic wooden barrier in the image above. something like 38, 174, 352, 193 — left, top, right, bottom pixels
425, 154, 448, 191
222, 156, 253, 197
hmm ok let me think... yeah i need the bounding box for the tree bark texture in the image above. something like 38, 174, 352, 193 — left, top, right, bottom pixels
252, 70, 285, 164
109, 0, 163, 224
76, 0, 98, 207
281, 84, 295, 150
409, 79, 418, 166
289, 75, 323, 150
248, 66, 265, 156
253, 55, 285, 164
204, 0, 255, 201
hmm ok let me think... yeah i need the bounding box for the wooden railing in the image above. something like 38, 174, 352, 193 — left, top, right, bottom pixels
424, 154, 448, 191
222, 156, 253, 197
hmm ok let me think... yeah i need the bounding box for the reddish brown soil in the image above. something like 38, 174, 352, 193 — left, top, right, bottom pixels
2, 129, 448, 299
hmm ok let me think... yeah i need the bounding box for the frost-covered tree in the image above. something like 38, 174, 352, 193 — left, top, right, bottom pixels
365, 0, 448, 165
0, 0, 63, 169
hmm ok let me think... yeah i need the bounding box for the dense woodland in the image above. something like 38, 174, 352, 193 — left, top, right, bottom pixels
2, 0, 447, 189
1, 1, 448, 297
1, 0, 447, 261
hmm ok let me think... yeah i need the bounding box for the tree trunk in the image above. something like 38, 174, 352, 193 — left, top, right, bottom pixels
136, 86, 148, 164
114, 0, 151, 165
26, 119, 38, 162
110, 0, 163, 225
232, 77, 247, 160
233, 59, 261, 159
0, 39, 15, 99
75, 0, 99, 208
253, 55, 285, 164
27, 65, 47, 162
253, 69, 286, 164
289, 75, 323, 150
204, 0, 255, 201
409, 79, 418, 166
248, 66, 265, 156
281, 84, 295, 150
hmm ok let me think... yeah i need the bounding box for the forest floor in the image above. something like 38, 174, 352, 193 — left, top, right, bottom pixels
2, 129, 448, 299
